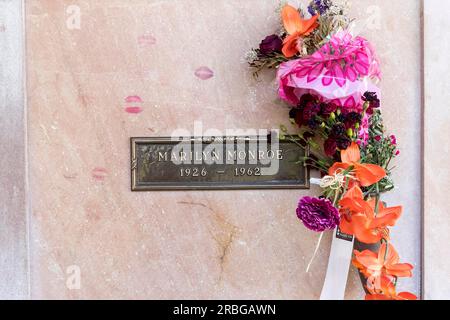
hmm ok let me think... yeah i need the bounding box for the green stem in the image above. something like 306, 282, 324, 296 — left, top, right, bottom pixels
374, 183, 380, 217
332, 189, 340, 207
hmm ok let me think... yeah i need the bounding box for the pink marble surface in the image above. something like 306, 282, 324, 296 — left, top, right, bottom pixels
26, 0, 421, 299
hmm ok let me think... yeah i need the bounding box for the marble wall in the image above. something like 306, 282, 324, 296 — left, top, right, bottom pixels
0, 0, 426, 299
423, 0, 450, 300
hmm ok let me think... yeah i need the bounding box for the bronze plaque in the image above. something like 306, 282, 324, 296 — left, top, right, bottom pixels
131, 136, 309, 191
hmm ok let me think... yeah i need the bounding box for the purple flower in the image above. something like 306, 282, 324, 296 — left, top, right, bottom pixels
303, 101, 321, 121
320, 102, 338, 117
296, 197, 340, 232
308, 0, 331, 15
324, 138, 337, 156
299, 94, 318, 107
362, 91, 380, 115
259, 34, 283, 55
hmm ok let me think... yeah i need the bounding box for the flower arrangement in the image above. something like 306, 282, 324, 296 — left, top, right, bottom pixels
247, 0, 416, 300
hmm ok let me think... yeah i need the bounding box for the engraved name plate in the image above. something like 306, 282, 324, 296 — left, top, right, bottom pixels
131, 136, 309, 191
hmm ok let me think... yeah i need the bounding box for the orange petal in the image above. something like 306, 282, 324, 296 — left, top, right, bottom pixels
386, 263, 414, 278
339, 217, 355, 235
282, 33, 300, 58
353, 249, 380, 270
353, 216, 383, 244
353, 163, 386, 187
298, 15, 319, 35
339, 197, 368, 214
341, 142, 361, 163
371, 205, 402, 229
397, 292, 417, 300
365, 294, 392, 300
343, 185, 364, 199
328, 162, 350, 176
378, 243, 399, 265
282, 5, 303, 35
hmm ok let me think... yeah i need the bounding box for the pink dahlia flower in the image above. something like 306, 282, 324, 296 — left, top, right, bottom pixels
277, 32, 381, 112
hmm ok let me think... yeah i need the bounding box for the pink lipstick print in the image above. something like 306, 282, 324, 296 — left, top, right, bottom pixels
92, 167, 108, 181
195, 66, 214, 80
124, 95, 143, 114
138, 34, 157, 48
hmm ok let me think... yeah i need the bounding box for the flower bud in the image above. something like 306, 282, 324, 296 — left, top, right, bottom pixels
347, 128, 353, 137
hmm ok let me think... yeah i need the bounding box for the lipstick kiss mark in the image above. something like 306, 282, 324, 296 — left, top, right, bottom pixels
138, 34, 157, 47
125, 95, 143, 103
92, 167, 108, 181
124, 106, 143, 114
195, 66, 214, 80
124, 96, 143, 114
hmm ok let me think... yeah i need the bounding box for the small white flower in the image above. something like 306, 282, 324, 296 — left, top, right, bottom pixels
244, 50, 258, 64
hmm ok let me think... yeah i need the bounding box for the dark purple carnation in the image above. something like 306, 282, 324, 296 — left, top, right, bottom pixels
303, 101, 321, 121
344, 111, 362, 128
336, 137, 351, 150
294, 110, 305, 127
298, 94, 318, 108
259, 34, 283, 55
330, 123, 346, 138
296, 197, 340, 232
362, 91, 380, 115
324, 138, 337, 156
320, 102, 338, 117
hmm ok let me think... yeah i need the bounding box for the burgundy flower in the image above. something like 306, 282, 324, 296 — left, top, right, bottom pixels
362, 91, 380, 114
330, 123, 346, 138
320, 102, 338, 117
344, 112, 362, 128
336, 137, 351, 150
324, 138, 337, 156
294, 110, 305, 127
303, 101, 321, 121
299, 94, 318, 107
259, 34, 283, 55
296, 197, 340, 232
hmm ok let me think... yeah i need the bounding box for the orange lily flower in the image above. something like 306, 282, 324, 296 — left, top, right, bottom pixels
353, 243, 413, 291
338, 185, 402, 244
338, 185, 372, 235
366, 291, 418, 300
329, 142, 386, 187
365, 275, 417, 300
281, 5, 319, 57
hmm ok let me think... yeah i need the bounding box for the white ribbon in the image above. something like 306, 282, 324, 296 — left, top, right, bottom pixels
319, 229, 355, 300
309, 177, 355, 300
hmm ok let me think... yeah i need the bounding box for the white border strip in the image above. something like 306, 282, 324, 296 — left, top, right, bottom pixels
0, 0, 28, 299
